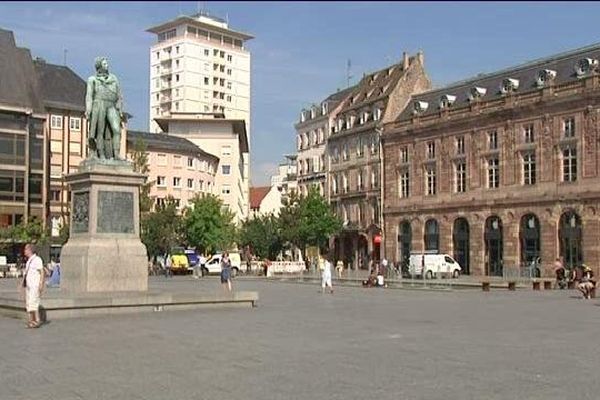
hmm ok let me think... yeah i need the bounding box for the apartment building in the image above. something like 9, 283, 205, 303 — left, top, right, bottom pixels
328, 52, 430, 269
295, 88, 354, 197
126, 130, 218, 211
0, 29, 47, 235
147, 11, 252, 133
155, 115, 249, 222
33, 58, 87, 244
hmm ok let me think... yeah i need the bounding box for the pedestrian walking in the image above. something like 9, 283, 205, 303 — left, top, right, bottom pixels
165, 253, 172, 278
221, 252, 233, 292
321, 255, 333, 294
20, 243, 45, 329
336, 259, 344, 279
198, 253, 206, 278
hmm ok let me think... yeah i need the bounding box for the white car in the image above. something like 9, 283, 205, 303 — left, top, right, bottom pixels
202, 252, 242, 277
408, 253, 462, 279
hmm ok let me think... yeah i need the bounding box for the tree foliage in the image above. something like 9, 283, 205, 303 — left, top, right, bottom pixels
131, 137, 154, 215
183, 194, 236, 254
0, 217, 49, 244
296, 186, 342, 250
141, 197, 182, 259
238, 213, 283, 260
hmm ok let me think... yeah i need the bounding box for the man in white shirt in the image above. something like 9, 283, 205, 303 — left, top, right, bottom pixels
22, 243, 45, 328
321, 255, 333, 294
198, 253, 207, 278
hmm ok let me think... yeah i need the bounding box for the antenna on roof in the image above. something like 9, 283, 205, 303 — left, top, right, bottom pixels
226, 12, 229, 24
63, 49, 68, 66
346, 59, 353, 88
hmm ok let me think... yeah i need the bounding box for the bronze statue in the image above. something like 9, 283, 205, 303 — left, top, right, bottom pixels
85, 57, 123, 160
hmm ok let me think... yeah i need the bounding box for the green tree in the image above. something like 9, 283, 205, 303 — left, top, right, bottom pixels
278, 190, 302, 248
238, 213, 283, 260
298, 186, 342, 250
183, 194, 236, 254
10, 217, 49, 244
131, 137, 154, 215
141, 197, 182, 259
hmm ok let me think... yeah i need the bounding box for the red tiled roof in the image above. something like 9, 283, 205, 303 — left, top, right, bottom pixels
249, 186, 270, 209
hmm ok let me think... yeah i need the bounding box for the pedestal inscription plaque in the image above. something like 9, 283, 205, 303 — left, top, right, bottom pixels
72, 191, 89, 233
97, 190, 134, 233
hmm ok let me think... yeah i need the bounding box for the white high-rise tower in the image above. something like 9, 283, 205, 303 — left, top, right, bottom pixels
146, 12, 253, 221
147, 12, 252, 133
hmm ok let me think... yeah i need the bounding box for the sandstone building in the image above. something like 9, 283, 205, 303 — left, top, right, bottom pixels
383, 43, 600, 277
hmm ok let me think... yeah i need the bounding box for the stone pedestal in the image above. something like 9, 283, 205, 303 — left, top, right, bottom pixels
60, 159, 148, 292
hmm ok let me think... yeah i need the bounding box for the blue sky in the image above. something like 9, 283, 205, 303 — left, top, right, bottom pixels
2, 1, 600, 184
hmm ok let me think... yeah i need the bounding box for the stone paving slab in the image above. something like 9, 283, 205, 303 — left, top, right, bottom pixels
0, 277, 598, 400
0, 278, 258, 319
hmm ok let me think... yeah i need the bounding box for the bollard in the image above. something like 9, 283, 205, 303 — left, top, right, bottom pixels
508, 281, 516, 291
532, 281, 541, 291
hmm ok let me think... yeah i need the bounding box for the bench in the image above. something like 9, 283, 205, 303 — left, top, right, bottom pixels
508, 281, 516, 291
532, 280, 541, 291
543, 280, 554, 290
481, 281, 490, 292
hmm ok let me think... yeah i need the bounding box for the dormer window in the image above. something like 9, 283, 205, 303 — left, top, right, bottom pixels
575, 58, 598, 77
373, 107, 382, 121
536, 69, 557, 87
387, 67, 394, 76
300, 110, 307, 123
310, 107, 316, 119
363, 110, 370, 123
500, 78, 519, 94
413, 101, 429, 115
439, 94, 456, 109
469, 86, 487, 101
321, 102, 328, 115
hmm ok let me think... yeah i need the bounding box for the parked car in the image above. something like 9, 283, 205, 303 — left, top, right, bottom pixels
203, 252, 242, 277
185, 249, 200, 273
408, 253, 462, 279
169, 247, 189, 274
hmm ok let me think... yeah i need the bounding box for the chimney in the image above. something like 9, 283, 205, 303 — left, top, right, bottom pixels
402, 52, 409, 70
417, 50, 425, 65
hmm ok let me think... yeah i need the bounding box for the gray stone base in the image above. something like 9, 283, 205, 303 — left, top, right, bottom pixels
0, 290, 258, 320
61, 237, 148, 292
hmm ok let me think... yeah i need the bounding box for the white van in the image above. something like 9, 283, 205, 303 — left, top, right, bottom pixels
408, 253, 462, 279
203, 252, 242, 277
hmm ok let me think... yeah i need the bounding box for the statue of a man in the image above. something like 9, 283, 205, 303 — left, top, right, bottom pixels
85, 57, 123, 160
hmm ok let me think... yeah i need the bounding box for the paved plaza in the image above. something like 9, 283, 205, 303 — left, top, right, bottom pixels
0, 277, 598, 400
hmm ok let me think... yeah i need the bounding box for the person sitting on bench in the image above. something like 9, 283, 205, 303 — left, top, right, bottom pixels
554, 258, 567, 290
577, 264, 595, 299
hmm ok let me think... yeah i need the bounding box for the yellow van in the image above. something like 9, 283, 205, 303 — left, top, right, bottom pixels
170, 247, 189, 274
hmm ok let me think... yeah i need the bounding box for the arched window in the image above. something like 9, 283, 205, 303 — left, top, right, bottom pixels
453, 218, 470, 274
398, 221, 412, 265
424, 219, 439, 251
520, 214, 540, 265
484, 216, 503, 276
559, 210, 583, 269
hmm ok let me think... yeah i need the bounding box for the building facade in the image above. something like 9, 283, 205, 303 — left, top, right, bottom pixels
34, 58, 88, 244
383, 43, 600, 277
295, 88, 354, 197
126, 130, 218, 212
328, 52, 430, 269
0, 29, 47, 236
147, 12, 252, 134
155, 115, 249, 222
